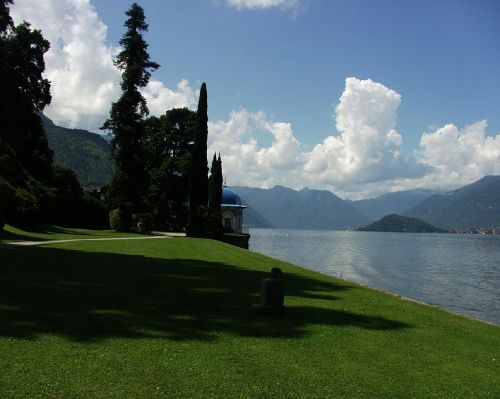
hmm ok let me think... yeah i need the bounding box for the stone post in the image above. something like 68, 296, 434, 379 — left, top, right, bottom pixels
253, 267, 285, 315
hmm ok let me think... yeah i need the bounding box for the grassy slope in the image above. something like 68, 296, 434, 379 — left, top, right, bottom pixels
1, 224, 154, 242
0, 234, 499, 398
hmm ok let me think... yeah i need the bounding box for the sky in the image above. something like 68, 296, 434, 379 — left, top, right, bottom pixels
10, 0, 500, 199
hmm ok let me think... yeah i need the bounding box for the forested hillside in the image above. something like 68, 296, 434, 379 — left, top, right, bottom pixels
358, 214, 445, 233
41, 114, 113, 188
406, 176, 500, 229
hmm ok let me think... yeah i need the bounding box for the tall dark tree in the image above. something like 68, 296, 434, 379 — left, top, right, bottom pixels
205, 152, 224, 239
208, 153, 223, 211
101, 3, 159, 220
0, 0, 13, 33
187, 82, 209, 236
1, 19, 53, 184
0, 2, 56, 230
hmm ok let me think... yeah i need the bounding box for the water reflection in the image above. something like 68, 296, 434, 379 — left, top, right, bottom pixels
249, 229, 500, 325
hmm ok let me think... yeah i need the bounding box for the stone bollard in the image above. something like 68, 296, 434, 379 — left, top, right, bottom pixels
253, 267, 285, 315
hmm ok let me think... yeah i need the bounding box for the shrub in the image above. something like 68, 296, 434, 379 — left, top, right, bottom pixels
0, 178, 15, 236
10, 188, 42, 230
109, 206, 132, 232
133, 213, 154, 233
0, 192, 5, 237
79, 194, 109, 229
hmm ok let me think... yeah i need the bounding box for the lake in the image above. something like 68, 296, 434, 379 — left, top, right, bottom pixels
249, 229, 500, 325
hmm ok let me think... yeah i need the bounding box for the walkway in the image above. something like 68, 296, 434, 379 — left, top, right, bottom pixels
0, 232, 185, 248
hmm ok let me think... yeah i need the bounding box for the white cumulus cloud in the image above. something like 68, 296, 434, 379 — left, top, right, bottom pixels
11, 0, 196, 132
208, 78, 430, 196
207, 77, 500, 199
208, 109, 303, 188
303, 77, 430, 194
416, 120, 500, 189
143, 79, 197, 117
222, 0, 300, 11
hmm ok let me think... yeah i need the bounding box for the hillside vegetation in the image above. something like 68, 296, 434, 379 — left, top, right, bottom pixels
42, 115, 113, 188
359, 214, 445, 233
406, 176, 500, 229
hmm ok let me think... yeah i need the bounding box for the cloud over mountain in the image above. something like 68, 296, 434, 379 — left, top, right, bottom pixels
304, 78, 431, 188
417, 120, 500, 188
208, 109, 303, 188
209, 78, 434, 197
11, 0, 196, 132
208, 76, 500, 198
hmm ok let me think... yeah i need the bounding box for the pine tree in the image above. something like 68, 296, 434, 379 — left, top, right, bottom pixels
101, 3, 159, 222
187, 82, 209, 236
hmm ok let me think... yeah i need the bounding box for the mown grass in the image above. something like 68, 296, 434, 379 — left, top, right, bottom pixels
1, 224, 154, 242
0, 230, 498, 398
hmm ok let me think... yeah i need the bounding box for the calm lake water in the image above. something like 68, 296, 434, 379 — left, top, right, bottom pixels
249, 229, 500, 325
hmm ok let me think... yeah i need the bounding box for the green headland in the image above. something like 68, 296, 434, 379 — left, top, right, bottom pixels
0, 226, 499, 398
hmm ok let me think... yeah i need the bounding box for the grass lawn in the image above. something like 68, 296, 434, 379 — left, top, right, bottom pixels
0, 229, 499, 398
1, 224, 155, 242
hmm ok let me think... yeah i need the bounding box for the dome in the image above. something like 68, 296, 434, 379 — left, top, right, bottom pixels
222, 187, 242, 206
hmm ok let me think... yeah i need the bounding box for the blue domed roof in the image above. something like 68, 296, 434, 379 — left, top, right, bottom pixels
222, 187, 243, 206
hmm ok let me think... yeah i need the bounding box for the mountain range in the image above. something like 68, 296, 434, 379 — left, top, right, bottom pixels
41, 116, 500, 230
232, 185, 369, 230
233, 178, 500, 231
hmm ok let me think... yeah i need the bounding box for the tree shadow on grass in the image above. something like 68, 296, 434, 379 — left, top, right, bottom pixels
1, 225, 93, 241
0, 246, 411, 342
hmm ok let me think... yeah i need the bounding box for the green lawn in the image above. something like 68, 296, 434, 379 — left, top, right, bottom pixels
0, 230, 498, 398
1, 224, 154, 242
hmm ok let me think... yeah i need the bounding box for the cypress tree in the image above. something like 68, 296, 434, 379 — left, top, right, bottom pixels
101, 3, 159, 224
187, 82, 209, 236
208, 153, 223, 211
206, 152, 223, 239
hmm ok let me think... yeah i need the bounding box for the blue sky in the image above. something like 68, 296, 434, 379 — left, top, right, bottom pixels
92, 0, 500, 152
11, 0, 500, 198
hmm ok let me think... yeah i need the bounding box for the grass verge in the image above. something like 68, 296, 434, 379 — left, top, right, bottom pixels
0, 230, 499, 398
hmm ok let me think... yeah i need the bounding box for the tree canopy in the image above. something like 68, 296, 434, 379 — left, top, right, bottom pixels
143, 108, 196, 230
0, 1, 108, 233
